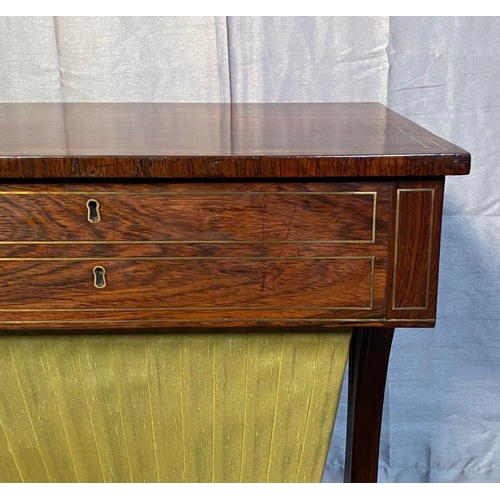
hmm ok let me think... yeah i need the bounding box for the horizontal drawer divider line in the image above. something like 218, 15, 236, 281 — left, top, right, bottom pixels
392, 306, 429, 310
0, 318, 435, 325
0, 239, 377, 245
383, 318, 435, 322
0, 306, 374, 312
0, 256, 376, 261
0, 191, 377, 196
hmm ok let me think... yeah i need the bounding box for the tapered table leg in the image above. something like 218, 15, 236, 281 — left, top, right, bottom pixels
343, 327, 394, 483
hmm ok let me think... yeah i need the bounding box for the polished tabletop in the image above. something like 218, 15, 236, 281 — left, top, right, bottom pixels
0, 103, 470, 178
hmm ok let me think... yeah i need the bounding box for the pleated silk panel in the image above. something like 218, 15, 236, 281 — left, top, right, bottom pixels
0, 330, 350, 483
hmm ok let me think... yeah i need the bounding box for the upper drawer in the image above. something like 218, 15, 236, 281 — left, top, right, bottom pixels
0, 183, 379, 244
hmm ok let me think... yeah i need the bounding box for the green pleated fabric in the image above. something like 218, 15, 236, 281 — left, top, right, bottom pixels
0, 330, 350, 483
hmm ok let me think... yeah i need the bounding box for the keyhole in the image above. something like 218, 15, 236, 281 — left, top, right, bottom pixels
86, 199, 101, 223
93, 266, 107, 289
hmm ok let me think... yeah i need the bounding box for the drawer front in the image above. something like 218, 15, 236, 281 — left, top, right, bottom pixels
0, 256, 387, 327
0, 257, 374, 310
0, 182, 391, 329
0, 183, 377, 243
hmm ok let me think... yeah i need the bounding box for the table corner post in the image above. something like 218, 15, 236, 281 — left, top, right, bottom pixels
343, 326, 394, 483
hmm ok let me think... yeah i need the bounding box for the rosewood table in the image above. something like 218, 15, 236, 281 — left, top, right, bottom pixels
0, 103, 470, 483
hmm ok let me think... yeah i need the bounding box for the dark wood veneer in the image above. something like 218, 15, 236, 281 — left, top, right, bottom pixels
344, 327, 395, 483
0, 257, 377, 311
0, 103, 470, 482
386, 179, 445, 322
0, 182, 381, 244
0, 103, 469, 179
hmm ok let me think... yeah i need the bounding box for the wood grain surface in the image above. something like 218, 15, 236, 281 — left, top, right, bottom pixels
0, 103, 470, 178
0, 181, 394, 329
0, 253, 389, 327
0, 176, 447, 329
0, 258, 375, 310
0, 182, 378, 244
386, 178, 445, 322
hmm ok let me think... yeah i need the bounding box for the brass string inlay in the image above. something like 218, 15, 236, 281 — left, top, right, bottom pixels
0, 190, 377, 195
0, 239, 376, 245
0, 256, 373, 261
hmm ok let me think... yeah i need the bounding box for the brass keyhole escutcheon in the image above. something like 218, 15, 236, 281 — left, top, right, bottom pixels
86, 199, 101, 223
93, 266, 107, 289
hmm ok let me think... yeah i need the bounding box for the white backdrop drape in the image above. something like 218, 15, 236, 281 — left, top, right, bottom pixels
1, 16, 499, 482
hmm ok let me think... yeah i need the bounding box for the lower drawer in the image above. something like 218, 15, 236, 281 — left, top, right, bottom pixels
0, 256, 386, 328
